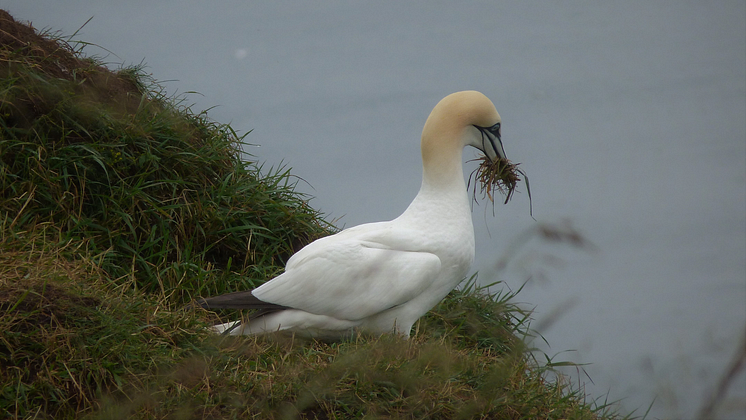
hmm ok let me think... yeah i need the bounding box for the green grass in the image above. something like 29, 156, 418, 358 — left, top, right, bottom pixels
0, 11, 331, 304
1, 234, 620, 419
1, 10, 631, 419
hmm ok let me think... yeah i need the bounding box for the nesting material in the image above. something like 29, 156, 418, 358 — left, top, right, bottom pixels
469, 156, 533, 215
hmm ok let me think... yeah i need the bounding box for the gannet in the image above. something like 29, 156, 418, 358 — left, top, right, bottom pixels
199, 90, 508, 339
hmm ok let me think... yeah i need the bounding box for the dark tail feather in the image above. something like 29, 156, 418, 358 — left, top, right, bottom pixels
197, 290, 290, 319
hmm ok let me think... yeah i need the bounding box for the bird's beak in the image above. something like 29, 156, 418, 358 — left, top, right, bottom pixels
475, 123, 507, 161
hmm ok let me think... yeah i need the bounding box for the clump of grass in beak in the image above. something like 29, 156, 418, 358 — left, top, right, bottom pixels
469, 156, 533, 216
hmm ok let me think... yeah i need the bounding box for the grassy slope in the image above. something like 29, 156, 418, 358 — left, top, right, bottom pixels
0, 10, 627, 419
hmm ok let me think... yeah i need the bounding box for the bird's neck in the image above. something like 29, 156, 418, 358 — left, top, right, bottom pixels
399, 153, 471, 225
397, 124, 473, 225
419, 127, 468, 193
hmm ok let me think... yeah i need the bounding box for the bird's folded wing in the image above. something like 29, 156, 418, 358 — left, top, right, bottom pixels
253, 238, 441, 321
196, 290, 289, 315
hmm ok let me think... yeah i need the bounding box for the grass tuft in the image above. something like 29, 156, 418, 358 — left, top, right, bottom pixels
1, 10, 331, 304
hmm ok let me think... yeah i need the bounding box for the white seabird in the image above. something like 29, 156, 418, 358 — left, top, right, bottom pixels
199, 90, 508, 339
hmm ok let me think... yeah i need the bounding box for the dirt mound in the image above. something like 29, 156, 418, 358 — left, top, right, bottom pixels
1, 9, 144, 125
0, 243, 102, 329
0, 281, 100, 329
0, 9, 87, 80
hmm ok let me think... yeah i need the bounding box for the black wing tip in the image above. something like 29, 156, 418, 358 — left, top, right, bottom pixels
196, 290, 257, 309
195, 290, 291, 316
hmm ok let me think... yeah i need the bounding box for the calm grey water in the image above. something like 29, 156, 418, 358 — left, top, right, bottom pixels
6, 1, 745, 418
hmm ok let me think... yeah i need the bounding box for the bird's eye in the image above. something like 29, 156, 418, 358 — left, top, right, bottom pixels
489, 123, 501, 138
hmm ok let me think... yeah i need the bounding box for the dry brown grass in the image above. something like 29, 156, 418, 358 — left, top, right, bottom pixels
469, 156, 532, 216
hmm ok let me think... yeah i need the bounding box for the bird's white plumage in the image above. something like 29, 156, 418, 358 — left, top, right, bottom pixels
210, 90, 504, 338
254, 225, 443, 321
